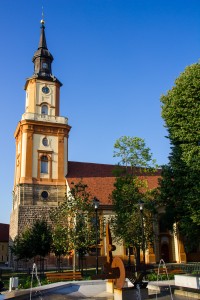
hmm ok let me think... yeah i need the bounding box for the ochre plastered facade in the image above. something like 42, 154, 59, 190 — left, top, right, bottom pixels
10, 21, 71, 246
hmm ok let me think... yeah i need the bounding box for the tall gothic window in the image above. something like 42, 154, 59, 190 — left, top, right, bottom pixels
41, 104, 48, 115
41, 155, 48, 173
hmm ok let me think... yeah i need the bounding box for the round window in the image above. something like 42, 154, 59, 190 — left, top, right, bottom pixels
41, 191, 48, 199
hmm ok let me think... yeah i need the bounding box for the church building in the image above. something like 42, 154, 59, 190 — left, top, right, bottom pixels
9, 19, 187, 267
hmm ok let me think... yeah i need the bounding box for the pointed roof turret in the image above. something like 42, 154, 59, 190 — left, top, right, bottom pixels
38, 19, 48, 49
32, 18, 54, 78
24, 17, 62, 89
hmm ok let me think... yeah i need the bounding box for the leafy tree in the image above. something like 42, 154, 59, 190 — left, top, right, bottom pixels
50, 181, 96, 272
161, 64, 200, 170
51, 224, 70, 271
11, 228, 34, 260
159, 147, 200, 252
112, 136, 158, 267
160, 63, 200, 252
11, 219, 52, 269
31, 219, 52, 258
113, 136, 157, 170
31, 219, 52, 272
50, 201, 71, 271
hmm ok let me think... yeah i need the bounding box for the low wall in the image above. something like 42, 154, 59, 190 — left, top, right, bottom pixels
175, 274, 200, 290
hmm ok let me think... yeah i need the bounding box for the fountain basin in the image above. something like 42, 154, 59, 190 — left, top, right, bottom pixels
175, 274, 200, 290
114, 286, 148, 300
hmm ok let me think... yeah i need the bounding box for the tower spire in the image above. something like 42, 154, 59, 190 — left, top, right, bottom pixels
32, 17, 54, 78
39, 7, 47, 49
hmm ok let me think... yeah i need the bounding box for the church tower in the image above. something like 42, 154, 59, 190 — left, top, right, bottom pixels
10, 19, 71, 240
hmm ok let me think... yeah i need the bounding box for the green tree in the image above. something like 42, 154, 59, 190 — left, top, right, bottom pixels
112, 136, 158, 267
161, 64, 200, 170
11, 219, 52, 267
31, 219, 52, 272
113, 136, 157, 170
51, 224, 70, 271
160, 63, 200, 252
11, 228, 34, 261
50, 181, 96, 272
50, 200, 71, 271
31, 219, 52, 258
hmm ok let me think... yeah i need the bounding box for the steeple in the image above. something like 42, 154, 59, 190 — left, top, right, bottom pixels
10, 12, 71, 259
38, 19, 48, 49
32, 18, 54, 78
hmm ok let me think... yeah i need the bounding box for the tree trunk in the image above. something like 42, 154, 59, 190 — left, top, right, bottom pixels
135, 247, 141, 272
57, 255, 61, 272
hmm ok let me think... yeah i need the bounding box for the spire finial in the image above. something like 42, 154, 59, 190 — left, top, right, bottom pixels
33, 10, 54, 78
41, 6, 45, 25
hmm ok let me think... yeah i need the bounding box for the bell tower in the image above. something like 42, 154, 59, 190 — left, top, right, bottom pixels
10, 19, 71, 240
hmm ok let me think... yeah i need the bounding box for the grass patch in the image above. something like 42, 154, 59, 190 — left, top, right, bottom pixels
0, 272, 48, 290
0, 269, 96, 290
146, 271, 174, 281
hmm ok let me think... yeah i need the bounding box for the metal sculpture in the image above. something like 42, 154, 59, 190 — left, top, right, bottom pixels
92, 223, 147, 289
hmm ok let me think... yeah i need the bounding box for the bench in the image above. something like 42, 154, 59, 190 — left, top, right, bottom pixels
45, 271, 82, 282
168, 269, 185, 275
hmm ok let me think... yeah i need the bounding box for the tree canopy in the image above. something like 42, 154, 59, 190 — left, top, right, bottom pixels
112, 175, 155, 247
50, 181, 97, 268
113, 136, 157, 170
161, 63, 200, 170
112, 136, 158, 264
160, 63, 200, 252
11, 219, 52, 261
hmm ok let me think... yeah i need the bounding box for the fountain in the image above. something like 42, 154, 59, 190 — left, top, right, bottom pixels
155, 259, 174, 300
30, 263, 44, 300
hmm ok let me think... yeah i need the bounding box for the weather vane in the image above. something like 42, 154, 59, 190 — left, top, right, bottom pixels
41, 5, 45, 25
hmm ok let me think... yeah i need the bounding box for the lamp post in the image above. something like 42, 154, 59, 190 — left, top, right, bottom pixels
93, 197, 100, 275
138, 200, 145, 272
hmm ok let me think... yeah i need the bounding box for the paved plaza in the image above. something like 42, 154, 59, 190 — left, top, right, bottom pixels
32, 281, 114, 299
2, 279, 199, 300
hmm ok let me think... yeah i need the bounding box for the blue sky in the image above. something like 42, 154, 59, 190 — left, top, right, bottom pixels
0, 0, 200, 224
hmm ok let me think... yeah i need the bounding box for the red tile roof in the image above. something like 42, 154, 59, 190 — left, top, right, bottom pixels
0, 223, 9, 242
66, 161, 161, 206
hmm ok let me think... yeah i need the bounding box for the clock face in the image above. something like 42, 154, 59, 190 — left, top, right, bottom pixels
42, 86, 50, 94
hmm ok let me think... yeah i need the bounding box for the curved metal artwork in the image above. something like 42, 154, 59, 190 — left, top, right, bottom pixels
92, 223, 147, 289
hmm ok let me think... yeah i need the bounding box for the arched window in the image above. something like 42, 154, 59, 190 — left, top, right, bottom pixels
41, 104, 48, 115
41, 155, 48, 173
